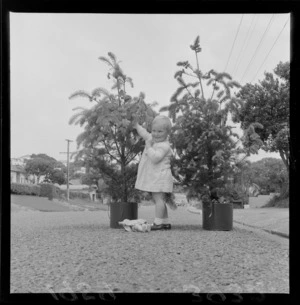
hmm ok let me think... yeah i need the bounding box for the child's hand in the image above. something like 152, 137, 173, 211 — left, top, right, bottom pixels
132, 121, 138, 129
131, 113, 142, 129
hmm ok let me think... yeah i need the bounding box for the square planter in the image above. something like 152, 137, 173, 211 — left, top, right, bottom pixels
202, 202, 233, 231
109, 202, 138, 228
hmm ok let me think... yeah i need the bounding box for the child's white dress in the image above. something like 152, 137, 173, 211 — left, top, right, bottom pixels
135, 125, 173, 193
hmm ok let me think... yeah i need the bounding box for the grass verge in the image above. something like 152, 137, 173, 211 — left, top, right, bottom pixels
262, 196, 289, 208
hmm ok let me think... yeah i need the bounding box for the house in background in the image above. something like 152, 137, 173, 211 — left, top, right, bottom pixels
11, 155, 31, 166
11, 156, 46, 184
11, 164, 30, 184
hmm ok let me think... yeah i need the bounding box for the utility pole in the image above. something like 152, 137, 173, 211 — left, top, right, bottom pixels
60, 139, 74, 201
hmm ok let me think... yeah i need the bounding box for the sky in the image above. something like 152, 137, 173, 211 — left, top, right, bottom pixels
10, 13, 290, 163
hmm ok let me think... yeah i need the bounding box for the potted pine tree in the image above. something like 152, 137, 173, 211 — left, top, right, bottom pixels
69, 52, 156, 228
161, 36, 263, 231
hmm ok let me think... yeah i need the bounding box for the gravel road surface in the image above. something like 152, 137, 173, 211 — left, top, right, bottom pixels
11, 206, 289, 294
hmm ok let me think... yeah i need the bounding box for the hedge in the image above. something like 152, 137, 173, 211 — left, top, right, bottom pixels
59, 190, 90, 200
11, 183, 41, 196
10, 183, 90, 201
39, 183, 61, 200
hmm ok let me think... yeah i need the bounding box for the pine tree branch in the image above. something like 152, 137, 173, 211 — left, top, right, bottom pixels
184, 86, 195, 100
100, 166, 119, 182
195, 52, 205, 99
116, 81, 121, 106
211, 80, 217, 100
123, 134, 141, 163
182, 71, 198, 78
102, 139, 121, 164
98, 56, 114, 68
125, 151, 140, 166
112, 125, 122, 158
186, 65, 196, 73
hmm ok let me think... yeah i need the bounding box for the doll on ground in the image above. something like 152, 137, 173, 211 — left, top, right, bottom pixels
133, 115, 177, 230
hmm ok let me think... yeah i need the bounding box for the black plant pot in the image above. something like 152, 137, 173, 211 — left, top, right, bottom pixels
202, 202, 233, 231
202, 202, 214, 230
109, 202, 138, 228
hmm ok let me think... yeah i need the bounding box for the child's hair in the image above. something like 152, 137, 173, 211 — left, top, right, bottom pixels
152, 115, 172, 133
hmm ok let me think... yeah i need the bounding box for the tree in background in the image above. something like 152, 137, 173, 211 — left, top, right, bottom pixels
69, 52, 157, 202
44, 169, 66, 185
232, 158, 252, 190
72, 147, 107, 186
236, 62, 290, 173
244, 157, 288, 194
161, 36, 263, 201
68, 159, 86, 181
72, 146, 132, 200
25, 154, 66, 184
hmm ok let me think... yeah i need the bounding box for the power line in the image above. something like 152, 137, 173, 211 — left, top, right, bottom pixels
224, 14, 244, 72
250, 16, 290, 83
240, 14, 275, 83
232, 14, 257, 76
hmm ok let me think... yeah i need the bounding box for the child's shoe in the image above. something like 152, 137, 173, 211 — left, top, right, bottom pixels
151, 223, 171, 230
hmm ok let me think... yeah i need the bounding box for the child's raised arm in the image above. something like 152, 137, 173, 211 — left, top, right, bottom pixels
146, 143, 170, 164
133, 122, 151, 141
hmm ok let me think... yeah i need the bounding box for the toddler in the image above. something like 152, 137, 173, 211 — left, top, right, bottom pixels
134, 115, 177, 230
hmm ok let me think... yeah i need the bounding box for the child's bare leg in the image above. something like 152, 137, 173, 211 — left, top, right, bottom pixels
152, 192, 168, 224
165, 193, 177, 210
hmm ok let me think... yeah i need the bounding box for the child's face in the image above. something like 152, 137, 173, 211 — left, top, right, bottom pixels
151, 120, 169, 143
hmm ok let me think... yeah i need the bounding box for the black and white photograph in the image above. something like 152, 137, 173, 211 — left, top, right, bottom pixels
4, 5, 293, 301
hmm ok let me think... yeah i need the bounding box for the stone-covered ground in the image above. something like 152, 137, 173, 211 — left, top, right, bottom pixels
10, 206, 289, 293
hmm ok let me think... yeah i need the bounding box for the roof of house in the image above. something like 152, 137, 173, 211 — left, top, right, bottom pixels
11, 164, 26, 173
20, 154, 31, 158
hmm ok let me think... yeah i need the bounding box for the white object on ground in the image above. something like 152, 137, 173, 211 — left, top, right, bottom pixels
186, 206, 202, 215
119, 219, 151, 232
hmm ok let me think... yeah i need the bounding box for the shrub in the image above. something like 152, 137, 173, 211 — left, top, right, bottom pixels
69, 191, 90, 200
59, 190, 90, 200
223, 184, 249, 205
69, 53, 156, 203
11, 183, 41, 196
263, 196, 289, 208
39, 183, 60, 200
162, 36, 263, 204
263, 185, 289, 208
